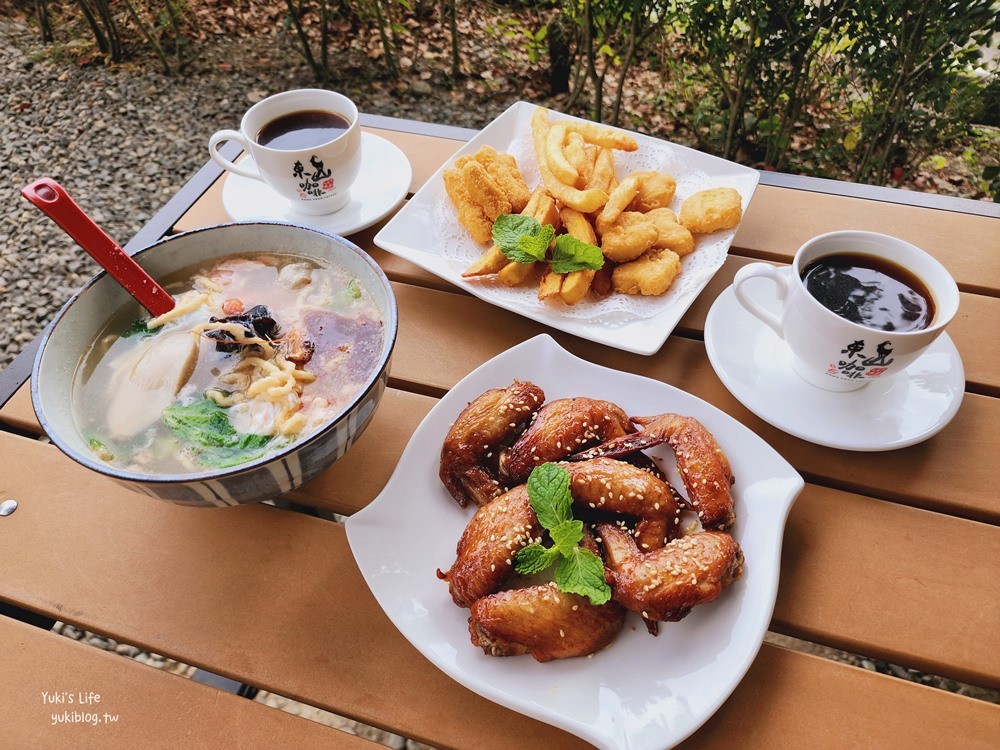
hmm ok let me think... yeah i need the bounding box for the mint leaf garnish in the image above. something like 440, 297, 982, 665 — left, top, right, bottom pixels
550, 234, 605, 274
493, 214, 542, 253
514, 543, 561, 575
555, 547, 612, 606
519, 463, 612, 606
549, 519, 584, 555
491, 214, 606, 276
526, 462, 573, 529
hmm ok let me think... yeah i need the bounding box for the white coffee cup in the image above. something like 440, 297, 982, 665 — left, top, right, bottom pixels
208, 89, 362, 215
733, 230, 959, 392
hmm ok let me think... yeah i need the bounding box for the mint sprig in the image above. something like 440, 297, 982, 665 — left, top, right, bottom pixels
492, 214, 604, 273
550, 234, 605, 274
514, 463, 612, 606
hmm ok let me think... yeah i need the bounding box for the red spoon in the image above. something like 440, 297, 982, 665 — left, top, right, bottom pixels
21, 177, 175, 317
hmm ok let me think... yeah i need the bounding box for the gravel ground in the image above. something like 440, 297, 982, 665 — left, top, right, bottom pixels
0, 15, 509, 372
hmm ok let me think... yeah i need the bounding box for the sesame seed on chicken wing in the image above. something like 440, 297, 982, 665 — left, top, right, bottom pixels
597, 523, 743, 632
572, 413, 736, 529
500, 397, 635, 484
437, 485, 540, 608
469, 581, 625, 662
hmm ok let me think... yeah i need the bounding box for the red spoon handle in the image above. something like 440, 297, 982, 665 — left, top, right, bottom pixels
21, 177, 175, 317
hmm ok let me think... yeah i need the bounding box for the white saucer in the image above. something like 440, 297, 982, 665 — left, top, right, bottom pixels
704, 284, 965, 451
222, 132, 412, 236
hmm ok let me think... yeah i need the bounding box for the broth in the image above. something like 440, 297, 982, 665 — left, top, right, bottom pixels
74, 253, 383, 474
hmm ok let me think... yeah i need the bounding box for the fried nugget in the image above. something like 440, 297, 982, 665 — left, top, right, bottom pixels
474, 145, 530, 213
627, 171, 677, 212
679, 187, 743, 234
613, 249, 682, 296
461, 160, 511, 222
600, 211, 658, 263
443, 167, 494, 244
647, 208, 695, 256
563, 121, 639, 152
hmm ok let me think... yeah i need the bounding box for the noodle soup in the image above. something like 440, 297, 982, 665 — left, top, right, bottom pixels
73, 253, 384, 475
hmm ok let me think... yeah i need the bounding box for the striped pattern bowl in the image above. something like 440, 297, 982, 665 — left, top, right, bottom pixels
31, 222, 397, 507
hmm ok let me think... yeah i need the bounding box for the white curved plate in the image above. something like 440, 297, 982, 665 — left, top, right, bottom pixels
704, 283, 965, 451
222, 132, 411, 236
345, 335, 803, 750
373, 101, 760, 356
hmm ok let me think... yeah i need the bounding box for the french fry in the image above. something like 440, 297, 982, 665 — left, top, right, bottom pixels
537, 268, 563, 300
586, 148, 616, 193
545, 122, 579, 186
498, 189, 560, 287
562, 133, 591, 188
531, 107, 609, 213
558, 207, 600, 305
597, 174, 642, 231
563, 120, 639, 152
591, 263, 614, 296
499, 259, 536, 286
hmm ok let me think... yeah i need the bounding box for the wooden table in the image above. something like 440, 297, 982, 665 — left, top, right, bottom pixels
2, 113, 998, 749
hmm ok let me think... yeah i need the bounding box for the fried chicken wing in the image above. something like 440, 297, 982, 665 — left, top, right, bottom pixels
565, 457, 680, 520
572, 413, 736, 529
438, 485, 540, 608
469, 582, 625, 661
500, 398, 635, 483
597, 523, 743, 627
440, 380, 545, 507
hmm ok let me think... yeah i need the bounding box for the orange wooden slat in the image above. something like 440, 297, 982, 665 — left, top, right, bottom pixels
734, 185, 1000, 294
679, 644, 1000, 750
0, 433, 997, 749
1, 616, 374, 750
3, 427, 999, 689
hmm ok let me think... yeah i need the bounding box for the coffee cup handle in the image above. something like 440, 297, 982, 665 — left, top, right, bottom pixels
208, 130, 263, 181
733, 263, 789, 340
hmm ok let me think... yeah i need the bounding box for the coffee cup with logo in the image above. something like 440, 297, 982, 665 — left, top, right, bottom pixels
208, 89, 362, 215
732, 230, 959, 392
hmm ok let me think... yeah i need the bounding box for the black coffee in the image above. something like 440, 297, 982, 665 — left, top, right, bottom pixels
256, 109, 350, 150
801, 252, 934, 332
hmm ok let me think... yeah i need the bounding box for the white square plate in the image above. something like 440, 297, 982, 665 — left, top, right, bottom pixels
345, 335, 803, 750
373, 101, 760, 355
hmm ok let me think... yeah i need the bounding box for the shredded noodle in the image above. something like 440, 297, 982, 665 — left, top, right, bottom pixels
147, 290, 209, 329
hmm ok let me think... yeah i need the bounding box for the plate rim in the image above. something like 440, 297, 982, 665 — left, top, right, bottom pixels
345, 334, 804, 750
372, 100, 761, 356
